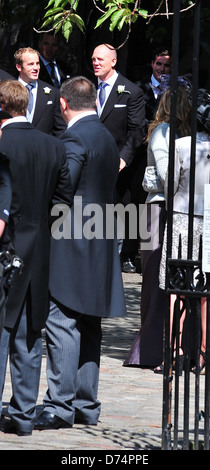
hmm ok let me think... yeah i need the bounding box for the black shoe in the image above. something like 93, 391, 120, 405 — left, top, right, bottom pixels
121, 258, 136, 273
34, 410, 72, 430
74, 416, 98, 425
0, 416, 32, 436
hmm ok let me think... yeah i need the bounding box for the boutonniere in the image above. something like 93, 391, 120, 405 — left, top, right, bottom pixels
117, 85, 130, 94
43, 86, 51, 95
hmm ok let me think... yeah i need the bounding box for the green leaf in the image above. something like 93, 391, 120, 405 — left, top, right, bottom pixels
45, 0, 56, 9
115, 14, 128, 31
70, 13, 85, 32
54, 22, 62, 34
44, 7, 64, 18
53, 12, 64, 21
40, 16, 56, 28
70, 0, 79, 9
61, 0, 72, 8
95, 6, 118, 28
138, 9, 148, 19
54, 0, 66, 7
62, 18, 73, 41
105, 0, 131, 5
109, 9, 129, 31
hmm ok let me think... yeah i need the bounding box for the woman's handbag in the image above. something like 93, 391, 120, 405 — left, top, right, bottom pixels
142, 166, 163, 193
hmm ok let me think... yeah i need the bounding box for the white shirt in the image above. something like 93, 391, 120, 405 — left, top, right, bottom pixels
1, 116, 28, 129
97, 70, 118, 116
151, 74, 160, 99
67, 111, 97, 128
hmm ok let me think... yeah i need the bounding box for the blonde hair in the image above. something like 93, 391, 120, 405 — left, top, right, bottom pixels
14, 47, 39, 66
148, 87, 191, 140
0, 80, 29, 116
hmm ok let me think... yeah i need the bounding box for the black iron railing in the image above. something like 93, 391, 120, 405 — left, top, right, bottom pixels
162, 0, 210, 450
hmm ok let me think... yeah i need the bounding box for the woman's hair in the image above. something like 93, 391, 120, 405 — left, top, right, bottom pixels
147, 86, 191, 140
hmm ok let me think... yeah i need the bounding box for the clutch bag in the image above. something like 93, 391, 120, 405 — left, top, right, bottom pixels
142, 165, 163, 193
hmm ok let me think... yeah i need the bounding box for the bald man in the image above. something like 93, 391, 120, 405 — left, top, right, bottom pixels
92, 43, 145, 272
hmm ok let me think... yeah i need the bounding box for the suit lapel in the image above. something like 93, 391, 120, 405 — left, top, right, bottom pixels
32, 81, 51, 127
100, 73, 125, 122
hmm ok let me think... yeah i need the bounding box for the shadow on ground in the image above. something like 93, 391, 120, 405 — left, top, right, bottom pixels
101, 281, 141, 361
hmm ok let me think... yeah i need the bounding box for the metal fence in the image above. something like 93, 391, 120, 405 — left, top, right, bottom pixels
162, 0, 210, 450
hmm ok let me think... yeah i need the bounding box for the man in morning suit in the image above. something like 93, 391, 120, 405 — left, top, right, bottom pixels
14, 47, 66, 136
0, 80, 72, 436
35, 76, 127, 431
0, 124, 13, 337
92, 43, 145, 273
139, 47, 171, 127
37, 32, 76, 88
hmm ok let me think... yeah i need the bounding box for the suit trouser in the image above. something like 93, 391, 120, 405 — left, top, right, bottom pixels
43, 298, 102, 425
0, 298, 42, 432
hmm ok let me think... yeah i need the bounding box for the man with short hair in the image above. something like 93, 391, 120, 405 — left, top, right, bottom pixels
0, 79, 72, 436
139, 47, 171, 126
14, 47, 66, 136
37, 32, 76, 88
92, 43, 145, 273
35, 76, 127, 430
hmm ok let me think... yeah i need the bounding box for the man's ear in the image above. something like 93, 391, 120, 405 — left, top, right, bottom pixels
16, 63, 21, 73
112, 57, 117, 69
60, 97, 67, 112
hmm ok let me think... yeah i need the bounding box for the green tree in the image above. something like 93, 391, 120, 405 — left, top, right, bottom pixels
39, 0, 196, 43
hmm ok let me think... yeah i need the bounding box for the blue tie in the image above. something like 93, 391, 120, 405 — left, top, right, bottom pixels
99, 82, 108, 107
26, 83, 34, 114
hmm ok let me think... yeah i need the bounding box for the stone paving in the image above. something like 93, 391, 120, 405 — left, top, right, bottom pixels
0, 272, 206, 454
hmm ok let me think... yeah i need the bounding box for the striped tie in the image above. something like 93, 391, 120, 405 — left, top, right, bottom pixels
99, 82, 108, 107
26, 83, 34, 114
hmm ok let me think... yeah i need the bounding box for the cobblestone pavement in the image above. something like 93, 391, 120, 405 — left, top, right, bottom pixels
0, 272, 205, 454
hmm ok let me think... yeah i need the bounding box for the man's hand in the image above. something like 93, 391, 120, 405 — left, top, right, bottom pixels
119, 158, 126, 172
0, 219, 5, 238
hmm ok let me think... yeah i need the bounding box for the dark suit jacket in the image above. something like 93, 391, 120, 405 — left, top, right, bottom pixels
139, 77, 160, 127
49, 114, 127, 318
100, 72, 145, 167
0, 69, 14, 81
0, 153, 12, 224
38, 57, 72, 87
0, 121, 72, 330
32, 79, 66, 136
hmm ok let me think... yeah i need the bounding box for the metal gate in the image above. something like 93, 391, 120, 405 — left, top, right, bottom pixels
162, 0, 210, 450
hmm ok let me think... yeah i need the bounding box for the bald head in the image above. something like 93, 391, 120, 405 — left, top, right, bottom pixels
92, 44, 117, 81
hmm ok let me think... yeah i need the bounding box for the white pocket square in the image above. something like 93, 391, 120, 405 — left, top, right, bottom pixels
47, 100, 53, 105
114, 104, 127, 108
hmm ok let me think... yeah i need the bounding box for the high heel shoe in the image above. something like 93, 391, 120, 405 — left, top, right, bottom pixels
154, 354, 184, 376
154, 363, 164, 374
192, 350, 206, 375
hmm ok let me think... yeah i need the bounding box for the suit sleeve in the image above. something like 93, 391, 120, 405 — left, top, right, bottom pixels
52, 144, 73, 208
120, 87, 145, 166
0, 154, 12, 223
52, 89, 67, 137
61, 131, 87, 193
